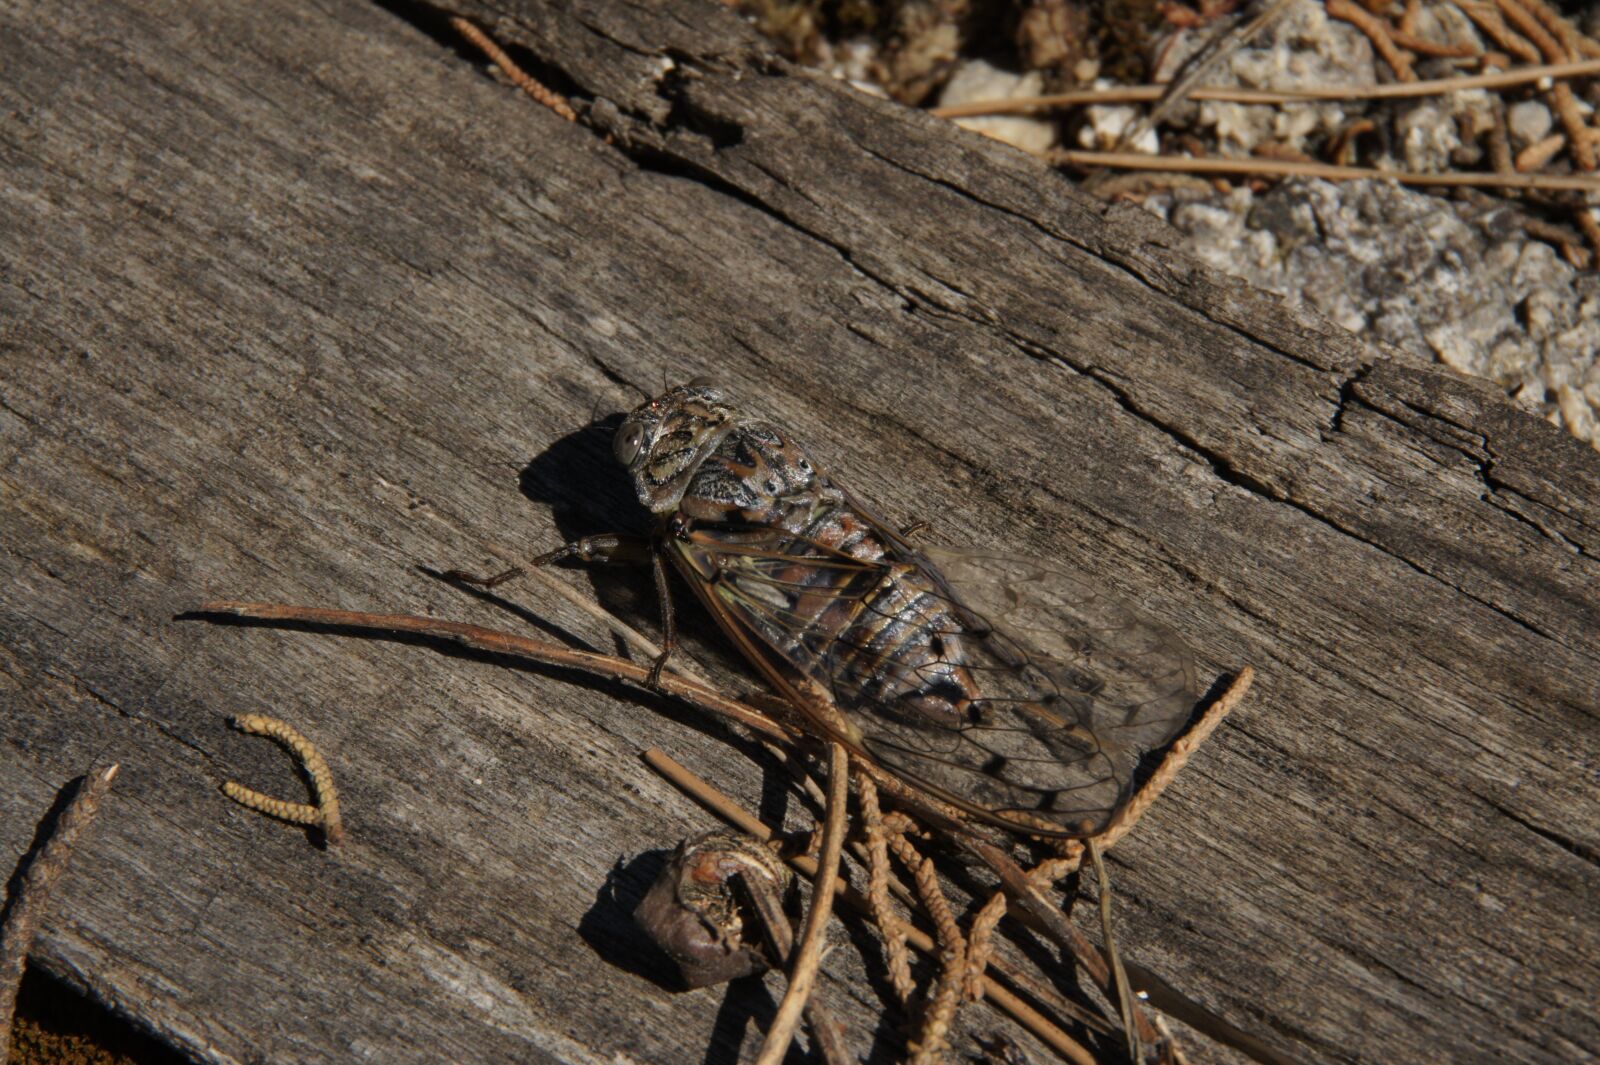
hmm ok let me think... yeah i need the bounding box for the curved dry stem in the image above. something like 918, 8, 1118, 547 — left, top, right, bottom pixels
221, 783, 321, 827
895, 828, 966, 1064
1089, 839, 1141, 1064
962, 837, 1164, 1050
859, 774, 917, 1005
1093, 667, 1255, 852
962, 891, 1008, 1003
448, 16, 576, 122
198, 600, 1247, 1063
754, 742, 848, 1065
227, 714, 344, 845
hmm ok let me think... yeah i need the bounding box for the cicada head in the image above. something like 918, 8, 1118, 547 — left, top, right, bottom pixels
614, 380, 739, 513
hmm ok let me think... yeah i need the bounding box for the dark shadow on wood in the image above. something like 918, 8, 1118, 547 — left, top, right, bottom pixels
701, 974, 778, 1065
521, 417, 639, 539
11, 969, 190, 1065
577, 850, 683, 988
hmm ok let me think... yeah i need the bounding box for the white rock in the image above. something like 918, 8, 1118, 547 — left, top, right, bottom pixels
825, 38, 878, 87
938, 60, 1056, 155
1383, 90, 1496, 174
1557, 385, 1597, 443
1188, 0, 1377, 156
1506, 100, 1554, 148
1078, 93, 1160, 154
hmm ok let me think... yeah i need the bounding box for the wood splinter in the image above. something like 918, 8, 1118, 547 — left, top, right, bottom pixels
223, 714, 345, 846
0, 764, 120, 1063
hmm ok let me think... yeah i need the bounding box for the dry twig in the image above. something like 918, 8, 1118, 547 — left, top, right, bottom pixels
450, 16, 577, 122
1521, 217, 1591, 267
1495, 0, 1598, 170
1401, 0, 1424, 36
527, 564, 713, 684
1330, 117, 1379, 168
1326, 0, 1417, 81
1487, 98, 1516, 174
963, 837, 1164, 1049
859, 773, 917, 1005
1497, 0, 1567, 58
1576, 208, 1600, 267
885, 828, 967, 1063
1519, 0, 1600, 59
1049, 149, 1600, 191
643, 749, 1099, 1065
1389, 30, 1480, 58
1088, 840, 1140, 1065
729, 853, 853, 1065
440, 553, 719, 686
1391, 0, 1482, 59
195, 601, 793, 744
1516, 132, 1568, 171
0, 764, 119, 1062
753, 742, 848, 1065
198, 598, 1246, 1063
1093, 668, 1254, 851
1451, 0, 1543, 63
961, 890, 1008, 1003
930, 58, 1600, 116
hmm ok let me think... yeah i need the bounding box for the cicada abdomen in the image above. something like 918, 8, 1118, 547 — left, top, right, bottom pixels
614, 382, 1197, 837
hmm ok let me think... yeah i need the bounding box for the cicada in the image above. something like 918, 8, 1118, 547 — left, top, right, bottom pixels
578, 381, 1197, 838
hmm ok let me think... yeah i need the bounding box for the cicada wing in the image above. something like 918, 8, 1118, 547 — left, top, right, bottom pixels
669, 525, 890, 694
914, 545, 1199, 817
670, 526, 1199, 837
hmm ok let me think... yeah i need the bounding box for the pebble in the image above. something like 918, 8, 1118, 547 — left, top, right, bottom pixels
937, 60, 1057, 155
1506, 101, 1555, 149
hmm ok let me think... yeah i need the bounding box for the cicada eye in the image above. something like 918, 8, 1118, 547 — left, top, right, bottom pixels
614, 423, 647, 465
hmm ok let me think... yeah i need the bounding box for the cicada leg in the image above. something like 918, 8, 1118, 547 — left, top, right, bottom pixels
645, 545, 677, 690
532, 533, 654, 568
439, 563, 524, 589
442, 533, 653, 588
449, 533, 681, 689
898, 520, 931, 539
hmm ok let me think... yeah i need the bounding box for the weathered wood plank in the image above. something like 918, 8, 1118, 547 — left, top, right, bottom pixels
1, 0, 1595, 1063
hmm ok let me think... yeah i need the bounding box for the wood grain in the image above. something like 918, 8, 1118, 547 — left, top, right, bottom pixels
1, 0, 1595, 1062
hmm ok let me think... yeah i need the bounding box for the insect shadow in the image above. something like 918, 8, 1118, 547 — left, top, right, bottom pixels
516, 415, 659, 632
514, 417, 778, 715
519, 413, 639, 538
576, 849, 680, 986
